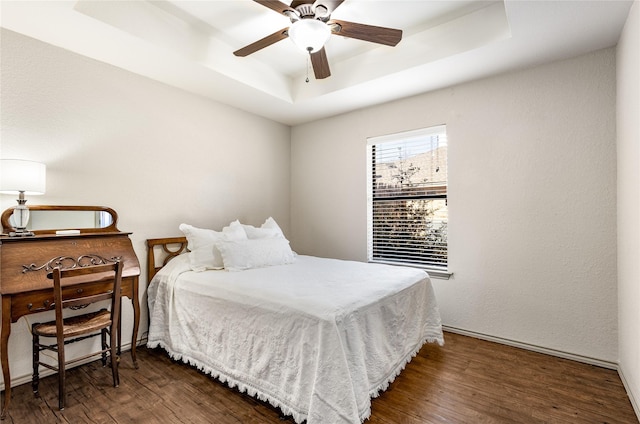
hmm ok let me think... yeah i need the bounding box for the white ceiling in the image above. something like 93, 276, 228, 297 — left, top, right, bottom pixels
1, 0, 633, 126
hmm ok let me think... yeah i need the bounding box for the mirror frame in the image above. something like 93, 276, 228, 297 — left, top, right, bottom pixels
1, 205, 120, 235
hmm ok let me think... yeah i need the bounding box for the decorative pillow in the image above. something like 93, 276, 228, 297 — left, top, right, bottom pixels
179, 221, 247, 272
217, 238, 295, 272
242, 217, 285, 239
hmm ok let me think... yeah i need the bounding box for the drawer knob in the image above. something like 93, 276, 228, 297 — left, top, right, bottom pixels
27, 299, 52, 312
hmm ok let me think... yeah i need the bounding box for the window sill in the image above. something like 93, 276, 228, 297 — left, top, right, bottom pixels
368, 261, 452, 280
423, 269, 452, 280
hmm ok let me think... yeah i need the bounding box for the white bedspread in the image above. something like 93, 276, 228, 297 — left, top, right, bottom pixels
147, 254, 443, 424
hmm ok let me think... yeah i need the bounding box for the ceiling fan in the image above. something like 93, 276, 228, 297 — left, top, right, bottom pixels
233, 0, 403, 80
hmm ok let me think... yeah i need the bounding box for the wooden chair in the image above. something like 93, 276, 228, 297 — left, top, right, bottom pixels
31, 261, 123, 410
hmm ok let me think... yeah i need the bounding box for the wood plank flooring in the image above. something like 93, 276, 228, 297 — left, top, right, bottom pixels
3, 332, 637, 423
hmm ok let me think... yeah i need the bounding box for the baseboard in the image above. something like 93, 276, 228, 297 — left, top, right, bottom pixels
442, 325, 618, 370
0, 341, 137, 391
618, 363, 640, 421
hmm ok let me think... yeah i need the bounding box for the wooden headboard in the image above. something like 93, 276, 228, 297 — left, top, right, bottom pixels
146, 237, 188, 284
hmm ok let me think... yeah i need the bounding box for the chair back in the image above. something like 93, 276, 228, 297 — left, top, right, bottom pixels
47, 261, 123, 332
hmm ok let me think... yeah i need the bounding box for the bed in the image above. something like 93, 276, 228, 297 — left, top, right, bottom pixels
146, 226, 443, 424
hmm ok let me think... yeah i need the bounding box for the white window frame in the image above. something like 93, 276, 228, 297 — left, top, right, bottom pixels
367, 125, 451, 279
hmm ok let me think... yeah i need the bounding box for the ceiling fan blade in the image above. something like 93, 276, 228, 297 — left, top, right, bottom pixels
310, 47, 331, 79
290, 0, 310, 8
233, 28, 289, 57
330, 19, 402, 47
254, 0, 296, 16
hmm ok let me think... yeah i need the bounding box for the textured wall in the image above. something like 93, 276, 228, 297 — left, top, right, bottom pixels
0, 29, 291, 387
291, 48, 618, 362
617, 0, 640, 417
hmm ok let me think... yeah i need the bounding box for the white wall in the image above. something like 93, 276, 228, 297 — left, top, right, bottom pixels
0, 29, 291, 387
617, 1, 640, 417
291, 48, 618, 363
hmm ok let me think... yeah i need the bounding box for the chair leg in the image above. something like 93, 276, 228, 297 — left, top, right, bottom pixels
32, 331, 40, 397
57, 339, 66, 410
101, 329, 108, 367
110, 327, 119, 387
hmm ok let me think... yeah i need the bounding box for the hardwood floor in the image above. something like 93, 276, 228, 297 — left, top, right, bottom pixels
3, 332, 637, 423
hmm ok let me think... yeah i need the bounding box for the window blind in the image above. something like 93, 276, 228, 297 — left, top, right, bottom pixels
367, 126, 448, 270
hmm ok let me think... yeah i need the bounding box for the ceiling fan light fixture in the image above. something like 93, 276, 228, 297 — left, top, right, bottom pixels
288, 19, 331, 53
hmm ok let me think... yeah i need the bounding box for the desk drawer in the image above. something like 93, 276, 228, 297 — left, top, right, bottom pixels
10, 281, 127, 322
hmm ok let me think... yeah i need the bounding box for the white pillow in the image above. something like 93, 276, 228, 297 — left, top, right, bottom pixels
179, 221, 247, 271
217, 238, 295, 272
242, 217, 285, 239
222, 219, 248, 240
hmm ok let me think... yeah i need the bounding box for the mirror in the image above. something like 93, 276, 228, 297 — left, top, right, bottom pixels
1, 205, 119, 235
28, 210, 113, 230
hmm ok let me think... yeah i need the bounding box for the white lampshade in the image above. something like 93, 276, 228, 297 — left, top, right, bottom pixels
0, 159, 46, 195
288, 19, 331, 53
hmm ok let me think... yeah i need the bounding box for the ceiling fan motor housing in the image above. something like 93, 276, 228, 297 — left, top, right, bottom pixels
293, 3, 330, 22
296, 4, 314, 18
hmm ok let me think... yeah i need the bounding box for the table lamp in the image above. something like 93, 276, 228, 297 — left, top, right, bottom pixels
0, 159, 46, 236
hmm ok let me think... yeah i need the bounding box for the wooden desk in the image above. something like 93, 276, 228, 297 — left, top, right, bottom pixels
0, 232, 140, 419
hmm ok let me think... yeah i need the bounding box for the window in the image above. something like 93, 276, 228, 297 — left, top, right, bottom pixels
367, 125, 449, 276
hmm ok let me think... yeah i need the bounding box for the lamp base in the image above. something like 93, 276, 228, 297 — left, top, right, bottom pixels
8, 196, 34, 236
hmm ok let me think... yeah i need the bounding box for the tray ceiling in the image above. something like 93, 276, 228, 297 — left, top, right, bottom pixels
1, 1, 633, 125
